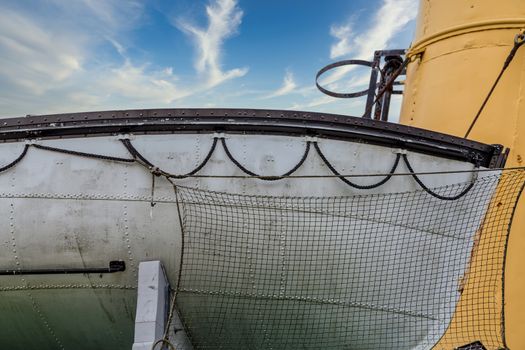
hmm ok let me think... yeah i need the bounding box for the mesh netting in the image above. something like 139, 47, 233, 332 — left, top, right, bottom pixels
174, 170, 525, 350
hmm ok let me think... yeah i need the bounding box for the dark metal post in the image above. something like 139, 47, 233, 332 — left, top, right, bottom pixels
364, 51, 381, 119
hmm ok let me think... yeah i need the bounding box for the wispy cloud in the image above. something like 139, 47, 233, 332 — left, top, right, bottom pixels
0, 0, 415, 118
0, 0, 241, 116
290, 96, 334, 110
291, 73, 370, 110
0, 2, 184, 116
276, 1, 417, 115
48, 0, 145, 34
323, 0, 417, 85
330, 23, 353, 59
0, 9, 83, 96
175, 0, 248, 88
103, 60, 186, 103
262, 70, 298, 99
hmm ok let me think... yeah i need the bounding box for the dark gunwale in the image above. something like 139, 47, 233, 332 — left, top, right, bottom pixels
0, 108, 504, 168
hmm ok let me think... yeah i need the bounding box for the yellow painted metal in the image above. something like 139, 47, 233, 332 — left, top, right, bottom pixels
400, 0, 525, 348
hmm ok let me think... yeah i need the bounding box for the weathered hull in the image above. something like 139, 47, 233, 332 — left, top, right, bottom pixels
0, 109, 504, 349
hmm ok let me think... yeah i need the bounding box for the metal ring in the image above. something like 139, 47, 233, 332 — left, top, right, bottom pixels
515, 32, 525, 46
316, 59, 374, 98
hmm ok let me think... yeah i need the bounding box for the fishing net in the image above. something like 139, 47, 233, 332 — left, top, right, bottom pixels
173, 170, 525, 350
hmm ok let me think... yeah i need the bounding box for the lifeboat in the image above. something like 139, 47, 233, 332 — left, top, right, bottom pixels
0, 108, 515, 349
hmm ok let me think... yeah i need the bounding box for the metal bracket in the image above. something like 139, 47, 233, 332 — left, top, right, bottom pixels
117, 134, 133, 140
213, 132, 226, 139
488, 144, 508, 168
304, 136, 318, 143
393, 148, 408, 155
0, 260, 125, 275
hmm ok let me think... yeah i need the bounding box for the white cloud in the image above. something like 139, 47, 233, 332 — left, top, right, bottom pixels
0, 0, 415, 118
289, 1, 417, 116
0, 0, 249, 117
262, 71, 298, 99
103, 60, 186, 103
0, 2, 190, 116
290, 96, 334, 110
0, 9, 83, 95
106, 36, 127, 57
49, 0, 145, 34
291, 72, 370, 110
323, 0, 417, 85
175, 0, 248, 88
330, 24, 353, 60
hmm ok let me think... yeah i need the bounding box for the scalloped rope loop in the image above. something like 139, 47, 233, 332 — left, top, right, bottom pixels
402, 154, 477, 200
220, 137, 311, 181
314, 142, 401, 189
0, 144, 30, 172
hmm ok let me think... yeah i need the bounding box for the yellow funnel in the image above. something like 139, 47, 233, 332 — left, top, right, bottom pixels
400, 0, 525, 348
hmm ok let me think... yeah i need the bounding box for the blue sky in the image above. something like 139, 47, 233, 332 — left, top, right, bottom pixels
0, 0, 418, 118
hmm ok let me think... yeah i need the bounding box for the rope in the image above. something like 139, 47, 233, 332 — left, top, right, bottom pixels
33, 144, 135, 163
464, 31, 525, 138
0, 144, 29, 172
121, 139, 154, 167
402, 154, 476, 200
150, 181, 186, 350
169, 138, 218, 179
314, 142, 401, 189
0, 135, 502, 201
221, 138, 311, 181
132, 169, 517, 179
121, 138, 217, 179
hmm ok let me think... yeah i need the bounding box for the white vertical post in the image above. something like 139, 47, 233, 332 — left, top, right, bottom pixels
133, 261, 193, 350
132, 261, 193, 350
132, 261, 169, 350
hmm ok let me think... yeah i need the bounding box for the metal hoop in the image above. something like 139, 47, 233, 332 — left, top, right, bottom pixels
315, 59, 374, 98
